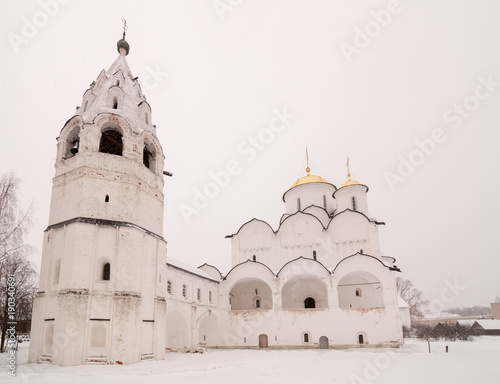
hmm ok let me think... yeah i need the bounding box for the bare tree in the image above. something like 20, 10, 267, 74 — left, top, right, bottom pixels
0, 172, 34, 261
0, 172, 38, 352
396, 276, 429, 320
415, 325, 436, 353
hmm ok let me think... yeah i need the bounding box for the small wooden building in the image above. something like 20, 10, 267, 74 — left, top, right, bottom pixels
470, 320, 500, 336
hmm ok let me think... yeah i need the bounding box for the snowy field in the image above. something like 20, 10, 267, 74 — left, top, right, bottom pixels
2, 337, 499, 384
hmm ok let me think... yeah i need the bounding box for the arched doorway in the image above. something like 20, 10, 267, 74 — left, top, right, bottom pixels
319, 336, 329, 349
304, 297, 316, 308
259, 334, 268, 348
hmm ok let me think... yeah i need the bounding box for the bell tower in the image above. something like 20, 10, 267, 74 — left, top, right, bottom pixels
29, 31, 167, 366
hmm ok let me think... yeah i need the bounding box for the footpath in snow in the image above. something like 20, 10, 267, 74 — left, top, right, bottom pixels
1, 337, 499, 384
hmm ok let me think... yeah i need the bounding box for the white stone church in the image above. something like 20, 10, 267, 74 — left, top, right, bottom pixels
29, 36, 407, 366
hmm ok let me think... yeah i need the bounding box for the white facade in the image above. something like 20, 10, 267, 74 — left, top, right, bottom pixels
30, 37, 406, 366
166, 171, 404, 350
29, 38, 167, 366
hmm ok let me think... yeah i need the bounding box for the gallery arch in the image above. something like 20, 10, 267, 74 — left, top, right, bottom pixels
281, 275, 328, 309
165, 311, 188, 351
229, 278, 273, 310
337, 271, 383, 309
199, 314, 218, 347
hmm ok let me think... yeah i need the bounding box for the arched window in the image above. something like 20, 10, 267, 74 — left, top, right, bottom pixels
358, 334, 364, 344
255, 299, 260, 308
112, 96, 118, 109
304, 333, 309, 343
351, 196, 357, 211
102, 263, 110, 281
209, 291, 212, 302
182, 284, 187, 298
355, 288, 362, 297
323, 195, 327, 209
313, 250, 317, 261
99, 130, 123, 156
197, 288, 201, 301
252, 255, 256, 262
304, 297, 316, 309
167, 281, 172, 294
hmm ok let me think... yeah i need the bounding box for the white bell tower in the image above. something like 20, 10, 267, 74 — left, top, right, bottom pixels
29, 31, 167, 366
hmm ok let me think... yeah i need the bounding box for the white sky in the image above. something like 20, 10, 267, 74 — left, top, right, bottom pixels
1, 0, 499, 308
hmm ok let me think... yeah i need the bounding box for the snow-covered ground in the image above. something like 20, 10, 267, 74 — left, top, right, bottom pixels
2, 337, 499, 383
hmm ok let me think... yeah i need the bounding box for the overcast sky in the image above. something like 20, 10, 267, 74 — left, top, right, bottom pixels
1, 0, 499, 309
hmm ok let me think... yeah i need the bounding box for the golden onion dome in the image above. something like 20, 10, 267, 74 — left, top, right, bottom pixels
338, 173, 369, 192
290, 166, 331, 188
290, 173, 330, 189
283, 166, 336, 202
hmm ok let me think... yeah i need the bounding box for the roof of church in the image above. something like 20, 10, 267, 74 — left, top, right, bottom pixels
289, 172, 331, 189
283, 165, 336, 201
167, 258, 220, 282
338, 173, 369, 192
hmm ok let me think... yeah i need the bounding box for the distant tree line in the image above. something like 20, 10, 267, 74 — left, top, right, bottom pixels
414, 323, 473, 341
447, 306, 492, 317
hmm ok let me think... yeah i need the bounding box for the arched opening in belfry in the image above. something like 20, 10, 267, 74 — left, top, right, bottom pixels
64, 126, 80, 159
143, 139, 156, 171
99, 130, 123, 156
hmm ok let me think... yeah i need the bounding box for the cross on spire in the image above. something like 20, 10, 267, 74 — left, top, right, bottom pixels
306, 147, 310, 175
346, 156, 351, 180
122, 19, 128, 40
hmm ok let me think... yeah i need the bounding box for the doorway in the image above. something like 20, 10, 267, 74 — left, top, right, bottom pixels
259, 334, 268, 348
319, 336, 329, 349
